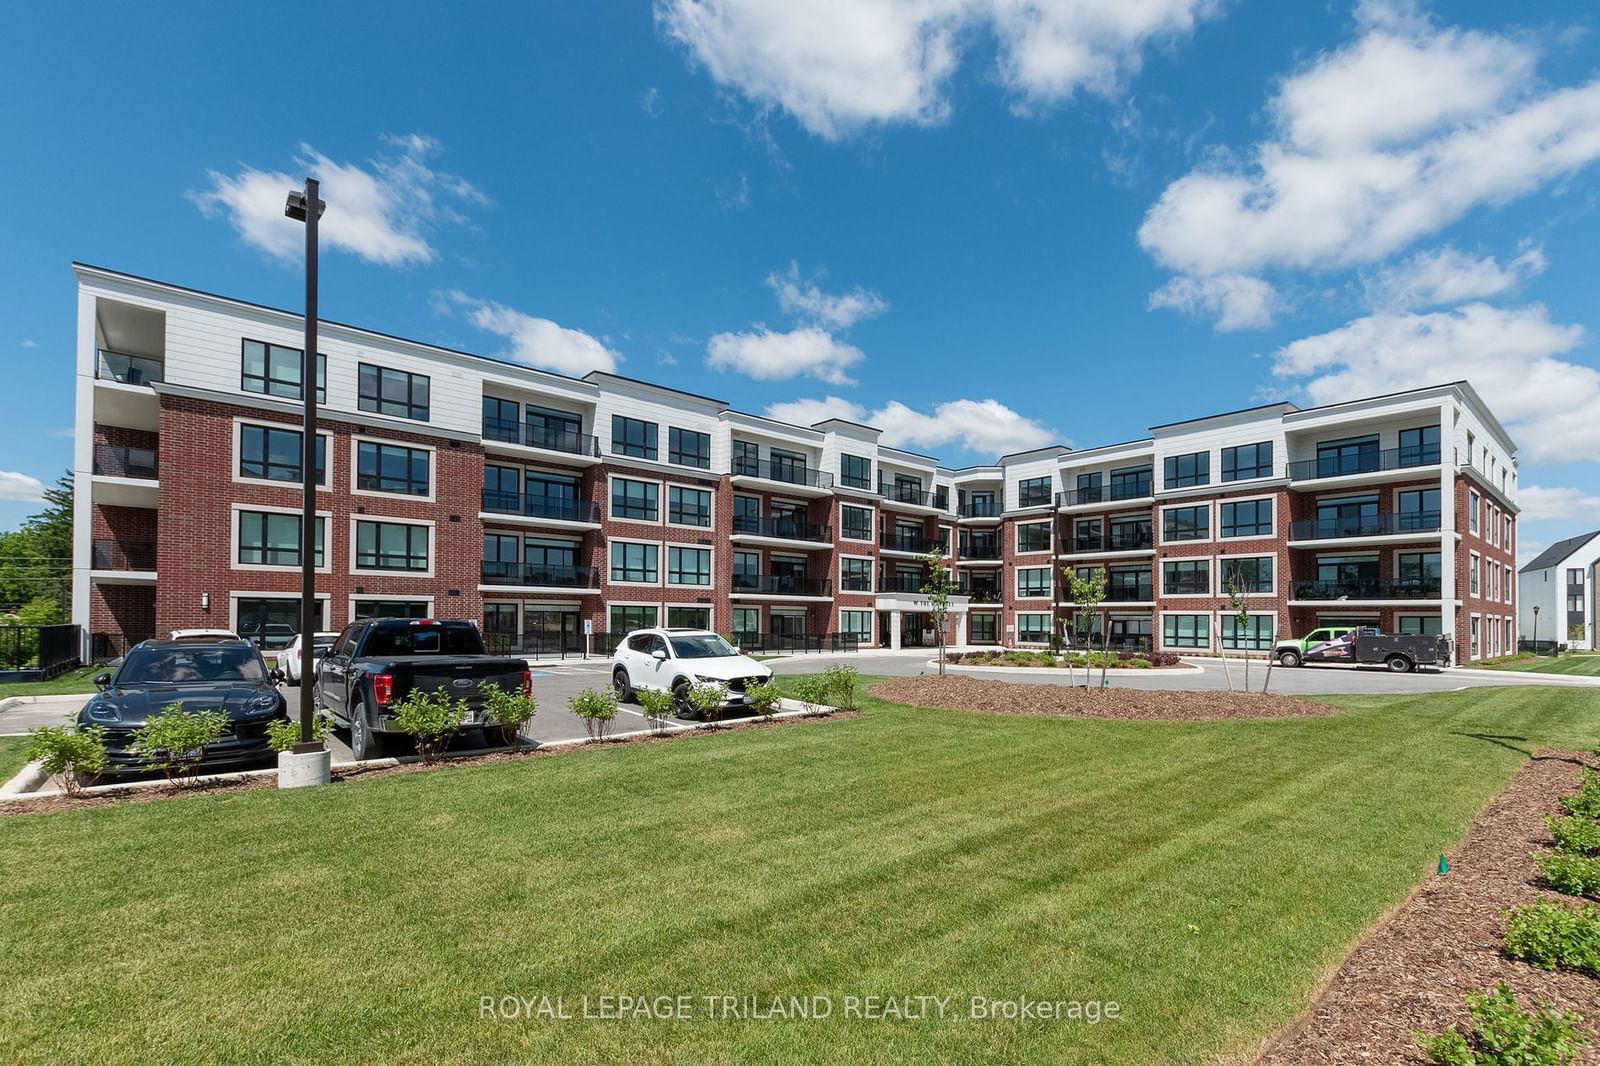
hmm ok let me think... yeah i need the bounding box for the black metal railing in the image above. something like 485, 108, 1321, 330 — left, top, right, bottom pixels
731, 632, 860, 653
1070, 531, 1154, 553
958, 502, 1002, 518
90, 630, 154, 664
731, 574, 832, 597
840, 574, 873, 592
882, 572, 926, 593
1289, 510, 1442, 540
1291, 578, 1444, 600
481, 489, 601, 524
733, 458, 834, 489
1055, 482, 1153, 507
483, 633, 610, 659
96, 349, 164, 386
1105, 585, 1154, 602
880, 531, 941, 553
480, 561, 598, 588
958, 542, 1002, 560
482, 416, 601, 457
1162, 575, 1210, 596
93, 443, 158, 480
731, 515, 832, 542
958, 587, 1002, 604
1287, 445, 1441, 481
0, 623, 82, 677
92, 539, 156, 571
878, 482, 941, 509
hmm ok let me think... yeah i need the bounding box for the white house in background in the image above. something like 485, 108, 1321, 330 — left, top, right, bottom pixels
1518, 531, 1600, 650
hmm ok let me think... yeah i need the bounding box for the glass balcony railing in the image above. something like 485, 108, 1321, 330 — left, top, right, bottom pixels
1287, 446, 1440, 481
481, 490, 600, 524
879, 532, 942, 554
482, 417, 600, 457
96, 350, 164, 386
1291, 578, 1443, 600
731, 574, 832, 597
1070, 531, 1154, 553
958, 501, 1002, 518
1055, 481, 1154, 507
958, 543, 1002, 560
731, 515, 832, 542
480, 561, 597, 588
93, 443, 158, 480
1289, 511, 1442, 540
733, 458, 834, 489
92, 539, 156, 571
879, 482, 943, 509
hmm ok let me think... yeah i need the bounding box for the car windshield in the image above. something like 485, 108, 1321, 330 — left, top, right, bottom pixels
669, 634, 738, 659
117, 646, 266, 685
361, 625, 486, 657
312, 640, 335, 654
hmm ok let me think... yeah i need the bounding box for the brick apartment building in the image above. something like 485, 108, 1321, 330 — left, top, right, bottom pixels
72, 264, 1519, 662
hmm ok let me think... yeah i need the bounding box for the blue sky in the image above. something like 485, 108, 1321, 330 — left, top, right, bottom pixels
2, 0, 1598, 562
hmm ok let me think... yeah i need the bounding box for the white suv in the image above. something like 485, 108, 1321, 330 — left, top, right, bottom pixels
610, 628, 774, 718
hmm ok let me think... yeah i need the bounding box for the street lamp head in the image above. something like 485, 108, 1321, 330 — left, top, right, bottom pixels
284, 189, 327, 222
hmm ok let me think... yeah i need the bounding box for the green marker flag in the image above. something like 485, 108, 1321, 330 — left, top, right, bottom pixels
1438, 854, 1449, 874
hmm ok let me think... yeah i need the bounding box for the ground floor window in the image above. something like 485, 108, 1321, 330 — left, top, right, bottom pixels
1015, 613, 1051, 643
1219, 614, 1275, 651
1397, 615, 1443, 635
609, 604, 658, 634
1109, 616, 1152, 648
353, 599, 430, 621
525, 607, 583, 652
1470, 616, 1481, 658
1163, 614, 1209, 649
731, 607, 760, 643
1316, 615, 1378, 630
840, 609, 873, 644
235, 596, 321, 649
666, 606, 711, 629
968, 612, 998, 644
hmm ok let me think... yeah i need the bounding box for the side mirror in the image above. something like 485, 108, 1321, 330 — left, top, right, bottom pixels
93, 672, 112, 689
650, 648, 667, 661
269, 668, 286, 685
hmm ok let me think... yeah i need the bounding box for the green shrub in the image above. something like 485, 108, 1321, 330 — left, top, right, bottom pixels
791, 675, 833, 716
688, 681, 729, 725
746, 681, 780, 719
1416, 982, 1588, 1065
1547, 815, 1600, 856
569, 687, 619, 741
1503, 899, 1600, 975
1537, 852, 1600, 898
24, 724, 107, 796
821, 664, 860, 711
636, 687, 676, 733
390, 688, 467, 764
266, 714, 331, 755
131, 703, 231, 782
1559, 772, 1600, 819
479, 681, 537, 748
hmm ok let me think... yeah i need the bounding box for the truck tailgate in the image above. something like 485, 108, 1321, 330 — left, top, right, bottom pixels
388, 657, 527, 710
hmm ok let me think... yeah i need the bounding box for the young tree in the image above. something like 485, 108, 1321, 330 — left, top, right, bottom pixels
1065, 565, 1108, 691
919, 547, 956, 676
1225, 571, 1250, 692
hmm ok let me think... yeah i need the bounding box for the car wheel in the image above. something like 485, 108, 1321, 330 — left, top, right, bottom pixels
612, 667, 635, 703
285, 666, 300, 687
1386, 655, 1413, 674
673, 680, 698, 720
349, 702, 383, 761
1278, 650, 1302, 668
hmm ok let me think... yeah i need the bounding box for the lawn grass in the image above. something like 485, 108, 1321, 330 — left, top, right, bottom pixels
1477, 652, 1600, 676
0, 665, 103, 697
1, 681, 1596, 1063
0, 735, 33, 783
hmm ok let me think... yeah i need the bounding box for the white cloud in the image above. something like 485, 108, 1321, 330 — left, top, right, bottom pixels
766, 262, 889, 330
642, 87, 662, 117
189, 135, 486, 266
764, 394, 1058, 456
655, 0, 1220, 140
1360, 243, 1547, 310
437, 291, 620, 376
1269, 302, 1593, 463
1517, 485, 1600, 523
19, 339, 37, 349
1139, 3, 1600, 326
1148, 273, 1279, 331
0, 471, 45, 502
706, 327, 864, 384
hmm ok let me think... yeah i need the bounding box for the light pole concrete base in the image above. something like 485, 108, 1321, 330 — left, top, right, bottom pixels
278, 748, 332, 789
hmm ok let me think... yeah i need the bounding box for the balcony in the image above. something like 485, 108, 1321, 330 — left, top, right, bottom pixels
95, 350, 164, 386
731, 515, 832, 544
731, 458, 834, 496
958, 542, 1002, 561
1066, 531, 1154, 554
840, 573, 873, 592
1106, 584, 1154, 603
1056, 483, 1154, 509
1290, 578, 1443, 602
958, 501, 1003, 520
93, 443, 158, 481
480, 561, 599, 590
880, 531, 942, 555
879, 482, 946, 512
731, 574, 833, 598
91, 539, 156, 583
481, 489, 601, 526
882, 572, 926, 594
482, 417, 601, 460
958, 587, 1002, 604
1287, 446, 1440, 483
1289, 510, 1442, 542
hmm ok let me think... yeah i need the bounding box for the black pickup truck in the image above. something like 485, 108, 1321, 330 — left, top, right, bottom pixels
313, 618, 530, 760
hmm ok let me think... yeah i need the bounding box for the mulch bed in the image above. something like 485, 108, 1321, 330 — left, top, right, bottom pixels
1258, 750, 1600, 1064
0, 710, 854, 819
870, 675, 1340, 721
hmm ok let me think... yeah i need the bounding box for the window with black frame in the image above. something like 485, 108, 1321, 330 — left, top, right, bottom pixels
358, 363, 430, 421
610, 542, 659, 583
668, 427, 711, 468
356, 440, 430, 496
1163, 451, 1209, 489
611, 415, 658, 460
527, 406, 583, 451
1398, 425, 1441, 466
1018, 476, 1052, 507
1163, 614, 1208, 649
1017, 521, 1051, 553
242, 339, 325, 403
1315, 435, 1379, 477
1219, 498, 1273, 538
1221, 615, 1274, 651
483, 396, 520, 442
611, 478, 659, 521
238, 510, 324, 568
483, 533, 519, 583
1162, 559, 1210, 596
840, 557, 872, 591
1163, 505, 1209, 541
732, 439, 759, 476
483, 465, 521, 512
667, 546, 711, 585
668, 486, 712, 527
841, 504, 872, 541
1219, 556, 1273, 594
240, 424, 325, 485
1110, 466, 1152, 499
354, 520, 429, 572
841, 454, 871, 489
1221, 441, 1273, 482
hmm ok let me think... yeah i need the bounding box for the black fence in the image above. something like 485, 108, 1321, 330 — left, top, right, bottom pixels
0, 624, 83, 679
731, 632, 861, 653
1517, 639, 1563, 656
484, 632, 623, 659
90, 630, 155, 663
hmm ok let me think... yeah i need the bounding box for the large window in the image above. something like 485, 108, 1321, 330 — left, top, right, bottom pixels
667, 486, 712, 527
356, 440, 430, 496
841, 505, 872, 541
1163, 505, 1209, 541
239, 424, 325, 485
1018, 476, 1053, 507
483, 533, 519, 582
1017, 521, 1051, 553
238, 510, 324, 568
612, 415, 658, 460
1469, 490, 1480, 533
668, 427, 710, 469
840, 557, 872, 591
1397, 551, 1442, 588
732, 439, 759, 476
353, 600, 430, 620
841, 454, 871, 489
236, 597, 319, 648
242, 339, 325, 403
610, 605, 658, 633
1220, 615, 1274, 651
610, 542, 659, 583
1163, 614, 1209, 649
1221, 442, 1273, 482
1016, 613, 1051, 643
1399, 616, 1444, 635
1220, 498, 1273, 538
1110, 466, 1152, 499
611, 478, 659, 521
483, 396, 521, 441
1163, 451, 1209, 489
1219, 556, 1273, 594
1398, 424, 1441, 466
840, 610, 872, 643
358, 364, 430, 421
666, 606, 711, 629
354, 520, 429, 572
1162, 559, 1210, 595
667, 546, 711, 586
1017, 567, 1051, 597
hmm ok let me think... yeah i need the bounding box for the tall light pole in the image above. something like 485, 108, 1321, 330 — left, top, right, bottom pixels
285, 178, 325, 748
1532, 604, 1540, 656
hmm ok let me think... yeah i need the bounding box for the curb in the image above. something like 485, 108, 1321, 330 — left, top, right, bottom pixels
929, 659, 1208, 676
0, 760, 49, 797
0, 692, 95, 715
